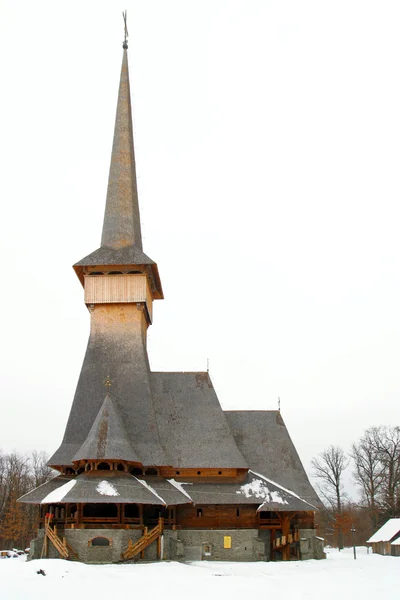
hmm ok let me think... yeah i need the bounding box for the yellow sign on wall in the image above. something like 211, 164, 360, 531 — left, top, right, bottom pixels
224, 536, 232, 549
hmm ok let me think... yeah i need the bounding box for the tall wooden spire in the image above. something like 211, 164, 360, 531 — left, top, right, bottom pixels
101, 48, 143, 250
73, 36, 163, 299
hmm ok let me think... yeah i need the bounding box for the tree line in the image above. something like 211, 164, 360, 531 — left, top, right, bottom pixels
312, 425, 400, 549
0, 450, 54, 550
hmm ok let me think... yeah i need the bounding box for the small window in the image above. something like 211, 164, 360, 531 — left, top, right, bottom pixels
236, 508, 240, 517
218, 471, 222, 475
91, 537, 110, 547
197, 508, 203, 518
145, 468, 158, 475
175, 471, 180, 475
89, 272, 104, 276
97, 462, 110, 470
130, 467, 143, 476
128, 270, 142, 274
197, 471, 201, 475
117, 463, 125, 471
108, 271, 123, 275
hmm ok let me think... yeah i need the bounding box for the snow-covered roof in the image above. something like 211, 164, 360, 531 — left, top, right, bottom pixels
391, 538, 400, 546
367, 518, 400, 543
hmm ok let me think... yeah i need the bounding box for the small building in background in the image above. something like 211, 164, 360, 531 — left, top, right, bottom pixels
367, 518, 400, 556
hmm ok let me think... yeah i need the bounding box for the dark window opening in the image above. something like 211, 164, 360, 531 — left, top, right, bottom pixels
83, 504, 118, 518
236, 508, 240, 517
117, 463, 125, 472
218, 471, 222, 475
175, 471, 180, 475
108, 271, 123, 275
97, 462, 110, 470
170, 509, 174, 519
197, 471, 201, 475
197, 508, 203, 518
91, 537, 110, 547
145, 468, 158, 475
124, 504, 139, 518
259, 511, 279, 520
130, 467, 143, 476
127, 270, 142, 274
88, 272, 104, 276
76, 468, 84, 475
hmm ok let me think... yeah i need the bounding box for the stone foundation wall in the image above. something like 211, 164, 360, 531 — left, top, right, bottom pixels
299, 529, 326, 560
29, 527, 323, 563
164, 529, 267, 562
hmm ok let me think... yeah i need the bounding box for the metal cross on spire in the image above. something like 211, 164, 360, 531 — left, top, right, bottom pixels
122, 10, 129, 49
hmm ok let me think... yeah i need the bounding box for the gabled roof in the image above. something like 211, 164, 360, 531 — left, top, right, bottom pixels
151, 372, 248, 469
225, 410, 321, 506
367, 518, 400, 543
73, 393, 141, 463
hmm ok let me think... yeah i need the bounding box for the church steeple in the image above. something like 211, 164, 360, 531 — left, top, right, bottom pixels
73, 37, 163, 300
101, 48, 142, 250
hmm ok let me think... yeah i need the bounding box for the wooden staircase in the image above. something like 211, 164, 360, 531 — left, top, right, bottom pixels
42, 515, 79, 561
121, 517, 164, 561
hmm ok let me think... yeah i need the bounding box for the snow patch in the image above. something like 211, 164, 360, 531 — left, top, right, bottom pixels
167, 479, 193, 501
41, 480, 76, 504
237, 477, 288, 504
96, 480, 120, 497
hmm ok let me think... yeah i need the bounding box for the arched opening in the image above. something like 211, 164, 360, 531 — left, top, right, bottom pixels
116, 463, 125, 472
124, 504, 139, 519
83, 504, 118, 519
97, 462, 110, 470
130, 467, 143, 476
91, 537, 110, 547
68, 504, 77, 520
127, 270, 142, 274
108, 271, 123, 275
89, 272, 104, 276
145, 468, 158, 476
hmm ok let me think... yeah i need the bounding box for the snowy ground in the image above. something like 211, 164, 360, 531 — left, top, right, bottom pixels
1, 547, 398, 600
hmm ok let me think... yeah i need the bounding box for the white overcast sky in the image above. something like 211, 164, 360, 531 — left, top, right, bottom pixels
1, 1, 400, 495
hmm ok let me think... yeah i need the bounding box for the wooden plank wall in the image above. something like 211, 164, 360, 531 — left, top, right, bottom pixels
176, 505, 258, 529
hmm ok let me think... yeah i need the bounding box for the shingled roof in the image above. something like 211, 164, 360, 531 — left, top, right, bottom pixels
225, 411, 321, 506
151, 372, 248, 469
73, 393, 141, 463
176, 471, 316, 511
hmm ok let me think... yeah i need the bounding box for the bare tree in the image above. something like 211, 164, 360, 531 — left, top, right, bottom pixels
0, 450, 55, 548
371, 426, 400, 519
351, 429, 384, 531
312, 445, 349, 549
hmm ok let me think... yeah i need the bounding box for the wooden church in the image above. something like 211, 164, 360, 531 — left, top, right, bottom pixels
20, 30, 324, 564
